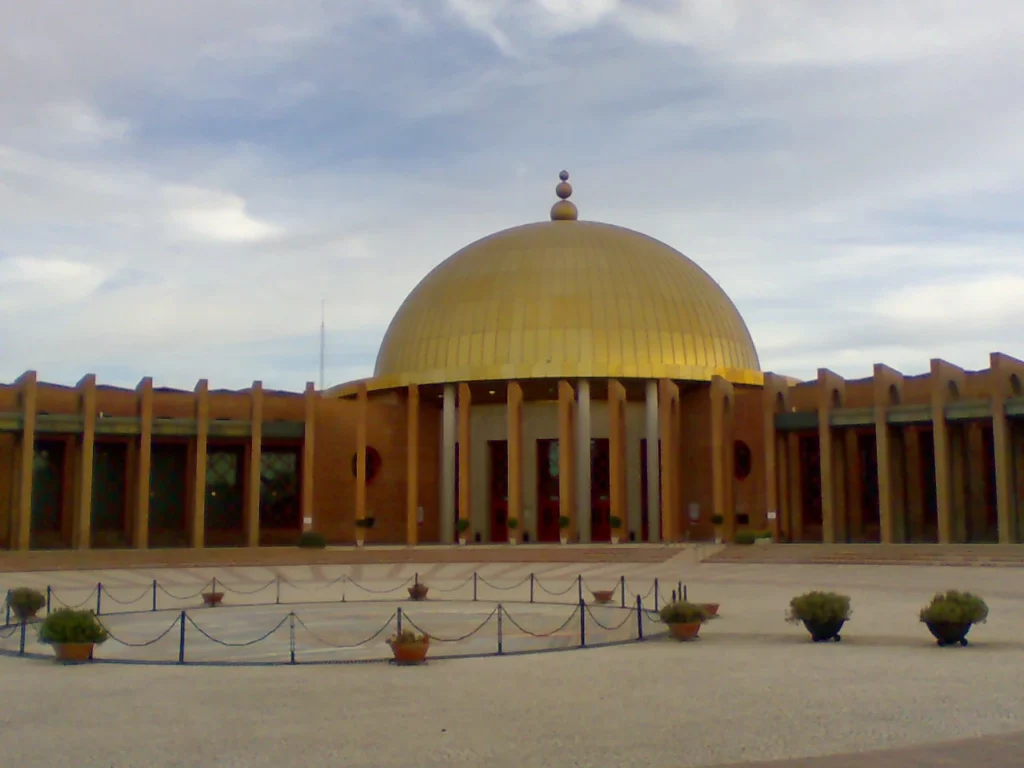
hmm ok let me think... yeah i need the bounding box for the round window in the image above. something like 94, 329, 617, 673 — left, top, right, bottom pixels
734, 440, 752, 481
351, 446, 382, 484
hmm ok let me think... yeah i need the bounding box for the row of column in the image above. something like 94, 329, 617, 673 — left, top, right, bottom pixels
8, 371, 317, 551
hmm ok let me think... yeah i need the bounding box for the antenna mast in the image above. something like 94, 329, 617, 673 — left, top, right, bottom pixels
319, 298, 325, 391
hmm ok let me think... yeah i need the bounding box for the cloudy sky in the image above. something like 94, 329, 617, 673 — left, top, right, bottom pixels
2, 1, 1023, 391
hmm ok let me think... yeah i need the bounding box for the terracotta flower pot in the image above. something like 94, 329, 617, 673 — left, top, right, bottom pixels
700, 603, 720, 617
668, 622, 702, 641
202, 592, 224, 607
388, 638, 430, 665
53, 643, 95, 662
591, 590, 615, 604
408, 584, 429, 601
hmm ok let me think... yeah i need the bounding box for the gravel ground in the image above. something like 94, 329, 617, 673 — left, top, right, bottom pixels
3, 558, 1023, 767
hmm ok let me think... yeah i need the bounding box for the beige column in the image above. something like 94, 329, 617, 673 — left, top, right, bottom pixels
302, 382, 316, 533
817, 369, 846, 543
246, 381, 263, 547
990, 353, 1023, 543
788, 432, 803, 541
931, 359, 966, 543
710, 376, 733, 540
13, 371, 37, 551
457, 382, 472, 539
507, 381, 523, 537
644, 380, 660, 542
191, 379, 209, 549
73, 374, 97, 550
441, 384, 456, 543
133, 377, 153, 549
844, 430, 863, 541
608, 379, 628, 542
761, 375, 785, 539
873, 364, 903, 543
557, 380, 576, 540
659, 378, 680, 541
406, 384, 419, 546
355, 382, 368, 530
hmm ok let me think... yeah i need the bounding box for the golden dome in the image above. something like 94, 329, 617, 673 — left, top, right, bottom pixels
372, 174, 761, 389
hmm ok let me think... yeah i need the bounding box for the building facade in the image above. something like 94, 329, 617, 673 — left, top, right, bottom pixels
2, 173, 1023, 551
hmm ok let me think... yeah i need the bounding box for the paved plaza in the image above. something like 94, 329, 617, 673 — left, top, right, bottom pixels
3, 552, 1024, 767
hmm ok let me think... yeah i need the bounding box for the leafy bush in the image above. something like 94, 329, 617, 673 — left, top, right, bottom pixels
456, 518, 470, 533
388, 629, 428, 646
710, 513, 725, 526
734, 530, 773, 545
8, 587, 45, 620
919, 590, 989, 625
558, 515, 570, 530
659, 601, 713, 625
609, 515, 622, 528
38, 608, 109, 645
297, 531, 327, 549
508, 517, 520, 530
786, 591, 852, 624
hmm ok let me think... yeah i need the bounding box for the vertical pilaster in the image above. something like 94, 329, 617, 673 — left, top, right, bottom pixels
355, 382, 368, 529
302, 382, 316, 534
710, 376, 734, 541
761, 374, 788, 540
441, 384, 456, 544
457, 382, 472, 538
74, 374, 97, 550
608, 379, 627, 542
406, 384, 419, 546
873, 364, 904, 543
990, 353, 1023, 543
557, 380, 576, 540
14, 371, 37, 551
817, 369, 846, 543
506, 382, 523, 536
246, 381, 263, 547
931, 359, 966, 543
659, 378, 680, 541
644, 380, 660, 542
191, 379, 209, 549
575, 379, 592, 543
134, 377, 153, 549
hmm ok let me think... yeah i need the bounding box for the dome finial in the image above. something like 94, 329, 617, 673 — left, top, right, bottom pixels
550, 170, 578, 221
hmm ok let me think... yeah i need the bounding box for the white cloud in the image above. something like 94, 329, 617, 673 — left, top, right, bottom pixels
165, 186, 282, 243
39, 102, 131, 144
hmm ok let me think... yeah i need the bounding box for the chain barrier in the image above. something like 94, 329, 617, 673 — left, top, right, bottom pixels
533, 578, 579, 597
428, 576, 475, 593
289, 573, 348, 591
403, 607, 498, 643
627, 582, 657, 603
476, 575, 531, 591
346, 575, 415, 595
217, 579, 277, 596
157, 582, 213, 601
100, 586, 152, 606
98, 615, 182, 648
50, 588, 99, 610
502, 605, 580, 638
584, 604, 635, 632
0, 624, 19, 640
292, 612, 396, 649
185, 614, 290, 647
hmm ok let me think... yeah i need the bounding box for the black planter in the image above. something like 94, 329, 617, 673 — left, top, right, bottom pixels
925, 621, 972, 647
802, 618, 845, 642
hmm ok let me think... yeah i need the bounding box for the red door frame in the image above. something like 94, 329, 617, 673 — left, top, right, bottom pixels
536, 439, 561, 543
489, 440, 509, 542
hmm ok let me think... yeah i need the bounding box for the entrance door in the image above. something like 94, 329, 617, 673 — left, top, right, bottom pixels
31, 440, 68, 549
591, 438, 611, 541
489, 440, 509, 542
150, 442, 189, 547
536, 439, 561, 542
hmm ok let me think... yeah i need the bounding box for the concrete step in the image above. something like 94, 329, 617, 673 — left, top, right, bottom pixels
704, 543, 1024, 567
0, 543, 684, 574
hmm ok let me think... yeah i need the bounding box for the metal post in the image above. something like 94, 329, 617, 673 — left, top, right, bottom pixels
178, 610, 186, 664
396, 606, 403, 635
683, 584, 688, 602
529, 573, 535, 604
579, 599, 586, 648
96, 583, 103, 616
473, 573, 478, 602
654, 578, 659, 610
4, 590, 10, 626
577, 574, 583, 604
671, 590, 677, 603
636, 596, 644, 641
152, 580, 157, 612
19, 619, 27, 656
620, 576, 626, 608
212, 577, 217, 594
46, 585, 51, 615
497, 604, 503, 655
415, 572, 419, 586
289, 613, 296, 665
276, 576, 281, 605
679, 581, 684, 601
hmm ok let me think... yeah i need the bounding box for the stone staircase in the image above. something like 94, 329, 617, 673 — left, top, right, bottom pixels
0, 543, 684, 573
704, 543, 1024, 567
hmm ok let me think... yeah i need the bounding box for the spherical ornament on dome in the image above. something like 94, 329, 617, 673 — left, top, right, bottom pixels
550, 200, 578, 221
559, 170, 569, 181
555, 181, 573, 199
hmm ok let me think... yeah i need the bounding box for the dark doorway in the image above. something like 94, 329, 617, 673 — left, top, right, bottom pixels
591, 438, 611, 542
149, 442, 189, 547
205, 445, 246, 546
259, 447, 301, 545
799, 435, 823, 541
489, 440, 509, 542
919, 428, 939, 542
857, 433, 880, 542
536, 439, 560, 542
91, 441, 129, 548
31, 439, 68, 549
